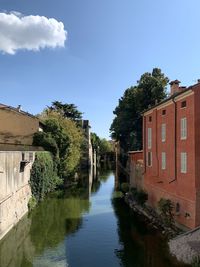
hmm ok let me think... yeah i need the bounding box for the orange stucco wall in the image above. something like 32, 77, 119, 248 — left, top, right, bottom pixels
143, 86, 200, 229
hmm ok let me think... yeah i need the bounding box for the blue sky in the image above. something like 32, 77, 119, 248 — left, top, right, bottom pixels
0, 0, 200, 138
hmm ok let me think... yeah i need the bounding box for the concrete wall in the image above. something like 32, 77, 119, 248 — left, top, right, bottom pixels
0, 107, 40, 146
0, 151, 35, 240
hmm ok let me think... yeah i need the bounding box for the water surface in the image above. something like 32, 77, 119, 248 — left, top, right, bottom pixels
0, 168, 188, 267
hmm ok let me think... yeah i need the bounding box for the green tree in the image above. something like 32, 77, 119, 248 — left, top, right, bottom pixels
47, 101, 82, 121
110, 68, 169, 151
33, 111, 84, 178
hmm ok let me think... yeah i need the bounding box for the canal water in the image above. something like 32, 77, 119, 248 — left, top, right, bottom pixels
0, 168, 188, 267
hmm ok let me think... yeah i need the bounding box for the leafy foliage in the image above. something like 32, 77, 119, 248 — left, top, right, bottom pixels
33, 111, 84, 178
110, 68, 169, 151
130, 187, 148, 206
47, 101, 82, 121
30, 152, 62, 201
158, 198, 174, 226
91, 132, 113, 156
120, 182, 129, 193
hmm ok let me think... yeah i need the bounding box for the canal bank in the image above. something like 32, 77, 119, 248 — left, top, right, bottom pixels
0, 168, 189, 267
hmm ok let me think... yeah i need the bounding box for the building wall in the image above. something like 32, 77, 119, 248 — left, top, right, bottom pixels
0, 152, 35, 240
143, 89, 200, 229
129, 151, 144, 190
0, 108, 40, 146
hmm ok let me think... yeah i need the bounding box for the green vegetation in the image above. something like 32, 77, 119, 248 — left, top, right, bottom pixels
158, 198, 174, 226
130, 187, 148, 206
120, 182, 129, 193
110, 68, 169, 152
192, 256, 200, 267
47, 101, 82, 120
28, 196, 37, 211
34, 107, 85, 178
30, 152, 62, 202
91, 132, 114, 163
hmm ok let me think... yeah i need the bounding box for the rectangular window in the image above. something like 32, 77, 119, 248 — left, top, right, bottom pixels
181, 152, 187, 173
162, 109, 166, 115
147, 128, 152, 149
181, 118, 187, 140
147, 152, 152, 167
181, 101, 187, 108
149, 116, 152, 122
161, 123, 166, 142
161, 152, 166, 170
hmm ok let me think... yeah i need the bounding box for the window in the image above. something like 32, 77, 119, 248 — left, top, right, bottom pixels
147, 152, 152, 167
29, 152, 33, 162
181, 118, 187, 140
176, 203, 180, 213
181, 101, 187, 108
161, 152, 166, 170
181, 152, 187, 173
161, 124, 166, 142
147, 128, 152, 149
149, 116, 152, 122
162, 109, 166, 115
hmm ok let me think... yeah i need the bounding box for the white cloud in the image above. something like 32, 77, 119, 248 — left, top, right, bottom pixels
0, 12, 67, 54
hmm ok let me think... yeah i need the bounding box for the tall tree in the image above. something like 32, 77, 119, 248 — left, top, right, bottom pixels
110, 68, 169, 151
48, 101, 83, 121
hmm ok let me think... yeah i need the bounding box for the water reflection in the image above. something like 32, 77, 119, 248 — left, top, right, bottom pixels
0, 167, 189, 267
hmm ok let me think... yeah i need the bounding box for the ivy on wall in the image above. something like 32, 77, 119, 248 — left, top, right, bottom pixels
30, 152, 62, 201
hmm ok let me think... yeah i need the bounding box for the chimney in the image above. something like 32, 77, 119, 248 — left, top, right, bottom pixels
197, 79, 200, 84
17, 105, 21, 112
170, 80, 181, 95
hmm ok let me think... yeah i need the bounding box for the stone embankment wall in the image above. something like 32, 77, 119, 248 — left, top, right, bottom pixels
169, 226, 200, 264
0, 151, 35, 240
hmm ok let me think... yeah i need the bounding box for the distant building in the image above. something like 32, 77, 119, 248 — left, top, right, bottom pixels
143, 80, 200, 229
0, 103, 43, 150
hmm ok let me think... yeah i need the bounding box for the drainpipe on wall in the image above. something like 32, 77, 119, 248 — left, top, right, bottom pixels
170, 97, 177, 183
143, 115, 146, 174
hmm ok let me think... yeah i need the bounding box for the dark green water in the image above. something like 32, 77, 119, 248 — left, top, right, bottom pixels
0, 169, 188, 267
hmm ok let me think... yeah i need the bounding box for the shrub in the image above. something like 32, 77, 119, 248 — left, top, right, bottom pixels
158, 198, 174, 226
192, 256, 200, 267
30, 152, 62, 201
130, 187, 148, 206
121, 182, 129, 193
28, 196, 37, 211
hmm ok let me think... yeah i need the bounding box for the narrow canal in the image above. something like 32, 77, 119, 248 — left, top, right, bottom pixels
0, 168, 188, 267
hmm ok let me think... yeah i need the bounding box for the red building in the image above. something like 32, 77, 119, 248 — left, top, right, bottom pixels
143, 80, 200, 229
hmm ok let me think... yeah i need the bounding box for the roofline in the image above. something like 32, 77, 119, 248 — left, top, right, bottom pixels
141, 82, 200, 115
0, 104, 36, 119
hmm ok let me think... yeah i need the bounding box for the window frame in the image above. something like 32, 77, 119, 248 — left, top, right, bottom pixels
147, 128, 152, 149
181, 152, 187, 173
161, 123, 166, 142
147, 151, 152, 167
161, 152, 166, 170
181, 117, 187, 140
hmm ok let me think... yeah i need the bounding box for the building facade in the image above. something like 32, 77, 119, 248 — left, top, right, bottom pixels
143, 80, 200, 229
0, 104, 43, 240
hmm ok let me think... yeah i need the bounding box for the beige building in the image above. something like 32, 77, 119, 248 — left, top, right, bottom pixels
0, 104, 43, 150
0, 104, 43, 240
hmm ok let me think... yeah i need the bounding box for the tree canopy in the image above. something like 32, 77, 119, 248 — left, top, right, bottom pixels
47, 101, 83, 121
110, 68, 169, 151
33, 110, 84, 178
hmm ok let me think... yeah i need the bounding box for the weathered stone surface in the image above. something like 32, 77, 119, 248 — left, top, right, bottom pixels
169, 226, 200, 264
0, 151, 34, 240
